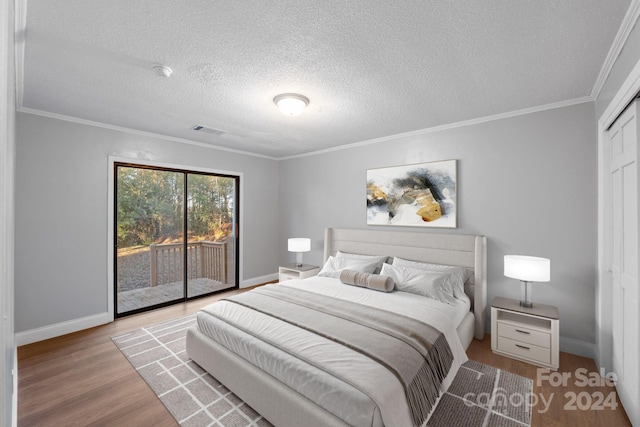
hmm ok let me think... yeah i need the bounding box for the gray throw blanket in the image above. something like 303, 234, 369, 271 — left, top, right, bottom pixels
223, 285, 453, 426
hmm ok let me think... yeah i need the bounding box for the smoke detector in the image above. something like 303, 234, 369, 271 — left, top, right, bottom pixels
152, 64, 173, 78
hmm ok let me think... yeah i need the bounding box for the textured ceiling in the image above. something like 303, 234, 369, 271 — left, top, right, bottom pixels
19, 0, 631, 158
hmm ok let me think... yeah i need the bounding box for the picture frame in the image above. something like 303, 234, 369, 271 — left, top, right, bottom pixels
366, 159, 457, 228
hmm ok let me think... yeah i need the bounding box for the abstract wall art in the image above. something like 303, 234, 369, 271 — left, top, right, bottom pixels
366, 160, 457, 228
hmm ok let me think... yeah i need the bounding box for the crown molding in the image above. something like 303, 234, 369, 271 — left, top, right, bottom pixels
279, 96, 594, 160
591, 0, 640, 98
17, 107, 278, 160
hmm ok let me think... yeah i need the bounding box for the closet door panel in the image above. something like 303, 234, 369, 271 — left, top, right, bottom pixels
606, 101, 639, 426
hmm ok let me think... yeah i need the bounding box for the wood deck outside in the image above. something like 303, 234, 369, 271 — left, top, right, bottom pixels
117, 278, 234, 313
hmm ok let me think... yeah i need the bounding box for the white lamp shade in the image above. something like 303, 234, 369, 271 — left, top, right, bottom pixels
504, 255, 550, 282
288, 238, 311, 253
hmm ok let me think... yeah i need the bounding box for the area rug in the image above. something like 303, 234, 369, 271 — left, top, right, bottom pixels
112, 315, 532, 427
427, 359, 532, 426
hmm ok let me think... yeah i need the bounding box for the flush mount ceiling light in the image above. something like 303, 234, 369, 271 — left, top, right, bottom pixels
273, 93, 309, 116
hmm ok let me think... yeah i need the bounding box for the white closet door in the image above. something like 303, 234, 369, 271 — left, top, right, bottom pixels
607, 100, 639, 426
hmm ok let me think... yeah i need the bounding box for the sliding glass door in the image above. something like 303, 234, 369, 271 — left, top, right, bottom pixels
186, 173, 237, 298
115, 163, 238, 317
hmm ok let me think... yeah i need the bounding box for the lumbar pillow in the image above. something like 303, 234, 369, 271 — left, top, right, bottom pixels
339, 269, 394, 292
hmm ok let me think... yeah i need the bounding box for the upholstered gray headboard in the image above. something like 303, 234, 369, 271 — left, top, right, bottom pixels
323, 228, 487, 340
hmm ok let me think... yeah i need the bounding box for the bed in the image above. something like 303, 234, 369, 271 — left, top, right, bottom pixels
186, 228, 487, 427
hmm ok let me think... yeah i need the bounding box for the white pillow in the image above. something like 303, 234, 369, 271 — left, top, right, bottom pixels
317, 256, 379, 278
392, 257, 471, 300
380, 263, 457, 305
336, 251, 388, 273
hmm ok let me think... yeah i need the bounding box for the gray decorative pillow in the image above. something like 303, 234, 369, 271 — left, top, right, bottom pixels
339, 269, 394, 292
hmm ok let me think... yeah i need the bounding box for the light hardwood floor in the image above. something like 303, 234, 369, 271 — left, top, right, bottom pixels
467, 336, 630, 426
18, 287, 631, 426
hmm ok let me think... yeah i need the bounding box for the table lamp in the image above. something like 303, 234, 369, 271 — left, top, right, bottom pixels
288, 238, 311, 267
504, 255, 550, 308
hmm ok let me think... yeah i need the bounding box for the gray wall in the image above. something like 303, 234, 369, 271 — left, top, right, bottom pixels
279, 102, 598, 355
15, 113, 279, 334
14, 98, 599, 356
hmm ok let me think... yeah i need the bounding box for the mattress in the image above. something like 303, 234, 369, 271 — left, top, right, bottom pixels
195, 276, 469, 426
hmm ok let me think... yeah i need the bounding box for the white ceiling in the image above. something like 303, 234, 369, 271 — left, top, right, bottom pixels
18, 0, 632, 159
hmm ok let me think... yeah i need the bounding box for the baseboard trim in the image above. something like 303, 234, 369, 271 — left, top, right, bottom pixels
15, 274, 279, 345
12, 347, 17, 427
241, 273, 278, 288
15, 312, 111, 346
560, 336, 597, 360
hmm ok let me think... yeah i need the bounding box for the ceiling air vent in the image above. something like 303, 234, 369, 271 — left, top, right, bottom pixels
191, 125, 227, 136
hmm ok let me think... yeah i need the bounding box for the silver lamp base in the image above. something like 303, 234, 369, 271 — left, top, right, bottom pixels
520, 280, 533, 307
295, 252, 304, 267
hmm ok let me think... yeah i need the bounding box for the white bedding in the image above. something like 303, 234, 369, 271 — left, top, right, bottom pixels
283, 275, 472, 328
195, 276, 468, 427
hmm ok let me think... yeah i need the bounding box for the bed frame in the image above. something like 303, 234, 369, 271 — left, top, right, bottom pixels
324, 228, 487, 342
186, 228, 487, 427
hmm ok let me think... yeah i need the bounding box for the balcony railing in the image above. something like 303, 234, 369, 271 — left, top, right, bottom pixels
149, 240, 227, 286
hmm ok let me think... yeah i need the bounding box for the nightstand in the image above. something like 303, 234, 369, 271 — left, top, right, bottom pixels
491, 296, 559, 370
278, 264, 320, 282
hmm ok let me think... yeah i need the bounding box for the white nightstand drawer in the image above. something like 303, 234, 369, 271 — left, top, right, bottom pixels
278, 265, 320, 282
497, 322, 551, 349
498, 337, 551, 365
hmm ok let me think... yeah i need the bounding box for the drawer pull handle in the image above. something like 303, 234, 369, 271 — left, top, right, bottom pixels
515, 344, 530, 350
515, 329, 530, 335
